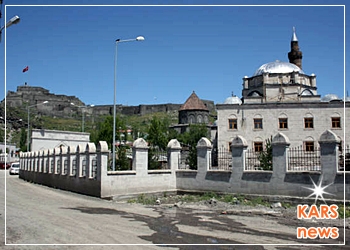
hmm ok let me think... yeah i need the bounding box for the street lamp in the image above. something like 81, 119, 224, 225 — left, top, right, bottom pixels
0, 15, 20, 42
27, 101, 48, 152
70, 103, 95, 132
112, 35, 145, 170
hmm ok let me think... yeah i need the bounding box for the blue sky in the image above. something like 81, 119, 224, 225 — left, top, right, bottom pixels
1, 1, 347, 106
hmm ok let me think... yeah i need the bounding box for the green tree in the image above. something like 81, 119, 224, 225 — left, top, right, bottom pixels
148, 148, 160, 170
94, 115, 126, 149
115, 145, 131, 170
147, 116, 169, 150
19, 127, 27, 152
258, 136, 273, 170
178, 124, 209, 170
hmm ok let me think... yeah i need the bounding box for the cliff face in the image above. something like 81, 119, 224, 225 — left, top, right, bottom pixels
3, 85, 215, 118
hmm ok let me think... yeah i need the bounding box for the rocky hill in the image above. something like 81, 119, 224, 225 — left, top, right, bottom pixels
2, 85, 216, 120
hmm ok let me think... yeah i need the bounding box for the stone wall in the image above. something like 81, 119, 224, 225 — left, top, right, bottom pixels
4, 85, 215, 119
19, 130, 349, 200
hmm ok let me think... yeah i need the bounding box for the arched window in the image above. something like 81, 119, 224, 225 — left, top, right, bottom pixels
304, 136, 315, 152
278, 113, 288, 129
253, 137, 264, 152
331, 112, 341, 128
189, 115, 195, 124
248, 91, 262, 97
253, 114, 263, 130
204, 115, 208, 124
228, 114, 238, 130
301, 89, 313, 96
304, 113, 314, 129
197, 114, 203, 123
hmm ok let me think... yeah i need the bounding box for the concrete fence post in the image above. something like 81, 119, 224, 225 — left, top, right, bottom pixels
41, 150, 45, 173
167, 139, 181, 171
26, 152, 29, 171
97, 141, 109, 181
33, 151, 37, 172
70, 146, 77, 177
271, 132, 290, 180
196, 137, 212, 174
54, 147, 60, 174
48, 149, 54, 174
319, 130, 341, 185
132, 138, 149, 176
37, 151, 41, 172
29, 152, 33, 171
86, 143, 97, 179
61, 146, 68, 175
37, 151, 42, 172
77, 145, 84, 177
19, 152, 23, 171
44, 150, 49, 173
19, 152, 25, 171
230, 135, 248, 175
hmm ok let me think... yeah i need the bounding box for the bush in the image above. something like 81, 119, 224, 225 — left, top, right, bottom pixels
258, 136, 273, 170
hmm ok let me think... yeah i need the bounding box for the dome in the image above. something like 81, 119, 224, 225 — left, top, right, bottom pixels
321, 94, 340, 102
224, 95, 242, 105
253, 61, 305, 76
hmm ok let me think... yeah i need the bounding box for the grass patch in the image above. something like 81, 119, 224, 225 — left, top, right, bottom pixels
338, 204, 350, 219
127, 192, 276, 207
127, 193, 157, 205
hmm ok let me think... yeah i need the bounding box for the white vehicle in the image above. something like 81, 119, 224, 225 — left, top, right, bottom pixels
9, 162, 20, 175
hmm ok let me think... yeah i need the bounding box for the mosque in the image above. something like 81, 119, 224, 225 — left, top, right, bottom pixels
214, 27, 349, 152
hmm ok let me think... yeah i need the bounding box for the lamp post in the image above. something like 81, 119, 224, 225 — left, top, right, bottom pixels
70, 103, 95, 132
27, 101, 48, 152
112, 35, 145, 171
0, 15, 20, 42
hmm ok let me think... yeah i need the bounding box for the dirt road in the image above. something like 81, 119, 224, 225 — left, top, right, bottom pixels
1, 172, 349, 249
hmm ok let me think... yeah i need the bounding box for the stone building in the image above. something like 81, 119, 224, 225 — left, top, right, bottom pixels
216, 28, 349, 152
171, 91, 212, 134
30, 129, 90, 151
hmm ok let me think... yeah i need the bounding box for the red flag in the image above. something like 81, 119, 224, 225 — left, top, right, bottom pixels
22, 66, 29, 73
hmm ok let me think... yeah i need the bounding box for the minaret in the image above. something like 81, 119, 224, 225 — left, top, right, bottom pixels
288, 27, 303, 69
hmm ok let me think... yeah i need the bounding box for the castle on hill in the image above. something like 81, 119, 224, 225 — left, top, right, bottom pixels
3, 85, 215, 119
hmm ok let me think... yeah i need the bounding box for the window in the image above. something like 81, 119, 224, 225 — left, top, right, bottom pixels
279, 118, 288, 129
254, 118, 263, 129
189, 115, 194, 124
197, 115, 202, 123
228, 119, 237, 130
304, 117, 314, 129
254, 142, 263, 152
331, 117, 341, 128
304, 141, 315, 152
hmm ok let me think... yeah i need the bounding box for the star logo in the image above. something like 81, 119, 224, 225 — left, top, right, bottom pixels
303, 175, 335, 204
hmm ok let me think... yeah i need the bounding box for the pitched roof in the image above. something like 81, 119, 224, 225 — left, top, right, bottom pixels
179, 91, 209, 111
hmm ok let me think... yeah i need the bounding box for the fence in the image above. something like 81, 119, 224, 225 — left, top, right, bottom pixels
339, 144, 350, 171
245, 149, 259, 170
178, 146, 190, 170
288, 146, 321, 171
148, 147, 168, 170
109, 146, 133, 171
210, 146, 231, 170
19, 130, 349, 200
